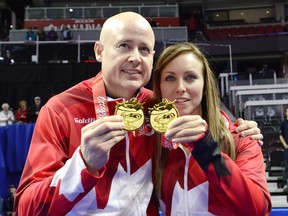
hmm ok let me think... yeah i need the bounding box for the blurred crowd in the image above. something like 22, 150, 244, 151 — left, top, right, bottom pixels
0, 96, 43, 126
25, 25, 73, 42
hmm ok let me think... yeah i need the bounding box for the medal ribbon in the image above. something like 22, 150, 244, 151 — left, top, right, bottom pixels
161, 135, 179, 150
92, 71, 110, 119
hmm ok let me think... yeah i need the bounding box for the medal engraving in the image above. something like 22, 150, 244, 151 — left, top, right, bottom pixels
149, 99, 179, 133
114, 98, 145, 131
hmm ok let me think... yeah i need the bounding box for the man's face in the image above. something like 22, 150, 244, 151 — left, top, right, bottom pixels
35, 99, 41, 106
95, 16, 155, 99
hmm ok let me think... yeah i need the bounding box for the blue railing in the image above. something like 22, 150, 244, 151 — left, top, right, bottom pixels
0, 123, 35, 198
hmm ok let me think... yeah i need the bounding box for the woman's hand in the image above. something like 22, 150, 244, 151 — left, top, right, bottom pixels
164, 115, 207, 144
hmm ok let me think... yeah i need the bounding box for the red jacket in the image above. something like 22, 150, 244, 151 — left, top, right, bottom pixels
158, 112, 271, 216
15, 108, 29, 123
15, 72, 158, 215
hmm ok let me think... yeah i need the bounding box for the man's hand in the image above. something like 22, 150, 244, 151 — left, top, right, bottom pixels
235, 118, 263, 146
80, 116, 126, 175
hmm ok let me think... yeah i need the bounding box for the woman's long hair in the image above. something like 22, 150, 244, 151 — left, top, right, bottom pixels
152, 42, 235, 198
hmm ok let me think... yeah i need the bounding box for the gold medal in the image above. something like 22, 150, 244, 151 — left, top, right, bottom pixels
114, 97, 145, 131
149, 99, 179, 133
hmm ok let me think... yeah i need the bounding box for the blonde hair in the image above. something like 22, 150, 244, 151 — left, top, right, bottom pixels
152, 42, 235, 197
19, 100, 27, 107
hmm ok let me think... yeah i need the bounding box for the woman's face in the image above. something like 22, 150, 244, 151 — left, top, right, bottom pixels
20, 103, 27, 110
160, 53, 204, 116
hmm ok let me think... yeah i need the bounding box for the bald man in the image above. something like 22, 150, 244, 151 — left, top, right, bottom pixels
15, 12, 262, 215
15, 12, 158, 215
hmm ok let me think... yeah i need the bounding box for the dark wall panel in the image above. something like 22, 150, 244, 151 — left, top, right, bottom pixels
0, 62, 101, 110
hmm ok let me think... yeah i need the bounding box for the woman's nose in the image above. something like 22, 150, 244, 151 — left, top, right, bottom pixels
176, 80, 186, 93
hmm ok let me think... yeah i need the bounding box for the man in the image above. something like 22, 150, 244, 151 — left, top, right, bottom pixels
280, 107, 288, 192
15, 11, 157, 216
60, 25, 73, 40
28, 96, 42, 123
3, 184, 16, 216
15, 12, 262, 215
25, 27, 36, 41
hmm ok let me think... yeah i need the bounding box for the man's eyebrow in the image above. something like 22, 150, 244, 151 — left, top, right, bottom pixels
118, 39, 151, 46
118, 39, 132, 43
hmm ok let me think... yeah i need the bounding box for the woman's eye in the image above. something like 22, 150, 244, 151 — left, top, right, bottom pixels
165, 75, 175, 81
186, 75, 196, 80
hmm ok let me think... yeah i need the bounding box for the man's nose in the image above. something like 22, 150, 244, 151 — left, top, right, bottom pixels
128, 49, 141, 63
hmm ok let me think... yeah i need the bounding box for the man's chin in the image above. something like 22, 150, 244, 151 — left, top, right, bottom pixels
123, 81, 145, 90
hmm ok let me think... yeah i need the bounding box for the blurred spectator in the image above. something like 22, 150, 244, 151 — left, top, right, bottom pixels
186, 16, 199, 41
2, 184, 16, 216
28, 96, 43, 123
15, 100, 29, 124
0, 103, 15, 126
37, 28, 47, 41
25, 27, 37, 41
148, 17, 158, 27
258, 64, 275, 78
60, 25, 72, 40
46, 27, 58, 41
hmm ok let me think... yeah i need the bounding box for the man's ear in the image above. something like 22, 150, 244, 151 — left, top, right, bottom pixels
94, 41, 103, 62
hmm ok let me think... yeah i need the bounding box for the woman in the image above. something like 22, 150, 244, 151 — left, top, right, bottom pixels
15, 100, 29, 123
152, 42, 271, 215
0, 103, 15, 126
